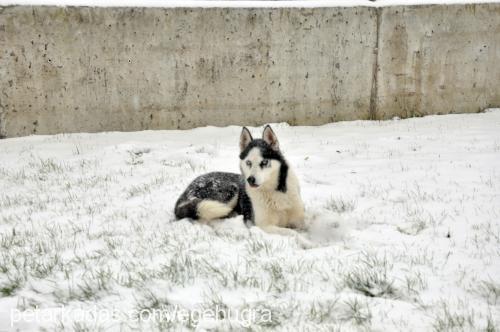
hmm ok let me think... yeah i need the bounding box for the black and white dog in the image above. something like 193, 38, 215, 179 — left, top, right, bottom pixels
175, 125, 307, 239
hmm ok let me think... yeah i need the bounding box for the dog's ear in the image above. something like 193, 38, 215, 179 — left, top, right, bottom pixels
262, 125, 279, 151
240, 127, 253, 152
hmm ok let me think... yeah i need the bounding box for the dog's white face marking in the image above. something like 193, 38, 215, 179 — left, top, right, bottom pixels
240, 147, 280, 190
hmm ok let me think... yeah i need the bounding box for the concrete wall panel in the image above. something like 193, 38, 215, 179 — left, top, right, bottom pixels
376, 4, 500, 118
0, 6, 377, 137
0, 4, 499, 137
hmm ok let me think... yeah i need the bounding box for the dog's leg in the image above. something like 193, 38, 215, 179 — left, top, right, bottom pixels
260, 225, 315, 249
287, 205, 306, 230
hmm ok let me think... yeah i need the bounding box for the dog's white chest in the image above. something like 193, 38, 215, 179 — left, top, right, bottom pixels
249, 186, 304, 228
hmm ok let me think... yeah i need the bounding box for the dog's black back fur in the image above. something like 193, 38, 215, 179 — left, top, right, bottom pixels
174, 172, 254, 224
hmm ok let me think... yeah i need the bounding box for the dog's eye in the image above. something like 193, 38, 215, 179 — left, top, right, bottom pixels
260, 159, 269, 168
246, 160, 252, 167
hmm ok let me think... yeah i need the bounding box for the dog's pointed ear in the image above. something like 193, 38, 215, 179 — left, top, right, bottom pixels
262, 125, 279, 151
240, 127, 253, 152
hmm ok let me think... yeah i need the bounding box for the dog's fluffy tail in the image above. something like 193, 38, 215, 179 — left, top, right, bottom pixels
174, 198, 201, 220
174, 198, 234, 221
196, 200, 233, 221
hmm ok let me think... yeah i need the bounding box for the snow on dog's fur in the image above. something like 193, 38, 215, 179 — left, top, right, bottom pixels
174, 125, 312, 247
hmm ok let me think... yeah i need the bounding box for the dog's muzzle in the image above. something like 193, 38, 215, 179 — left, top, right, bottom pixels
247, 176, 258, 188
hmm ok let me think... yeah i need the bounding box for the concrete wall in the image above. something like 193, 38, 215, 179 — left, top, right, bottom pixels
376, 4, 500, 119
0, 4, 499, 137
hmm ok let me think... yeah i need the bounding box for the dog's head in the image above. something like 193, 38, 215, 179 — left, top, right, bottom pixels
239, 125, 287, 191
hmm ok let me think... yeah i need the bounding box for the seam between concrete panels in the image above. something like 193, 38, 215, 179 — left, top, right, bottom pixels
369, 7, 381, 120
0, 94, 5, 138
0, 112, 5, 139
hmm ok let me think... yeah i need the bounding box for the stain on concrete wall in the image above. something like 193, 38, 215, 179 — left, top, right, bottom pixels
0, 4, 499, 137
377, 4, 500, 119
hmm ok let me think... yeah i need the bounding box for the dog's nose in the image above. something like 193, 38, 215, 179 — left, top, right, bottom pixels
247, 176, 256, 186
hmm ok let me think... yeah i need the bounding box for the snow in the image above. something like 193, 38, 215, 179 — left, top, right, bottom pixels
1, 0, 500, 7
0, 110, 499, 330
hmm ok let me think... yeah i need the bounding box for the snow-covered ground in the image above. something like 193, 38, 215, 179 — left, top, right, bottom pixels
0, 110, 499, 331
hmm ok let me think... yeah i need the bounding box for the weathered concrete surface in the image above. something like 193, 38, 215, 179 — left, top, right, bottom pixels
0, 6, 377, 137
376, 4, 500, 119
0, 4, 499, 137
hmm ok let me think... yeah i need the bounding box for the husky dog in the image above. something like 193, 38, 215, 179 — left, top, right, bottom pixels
174, 125, 307, 240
